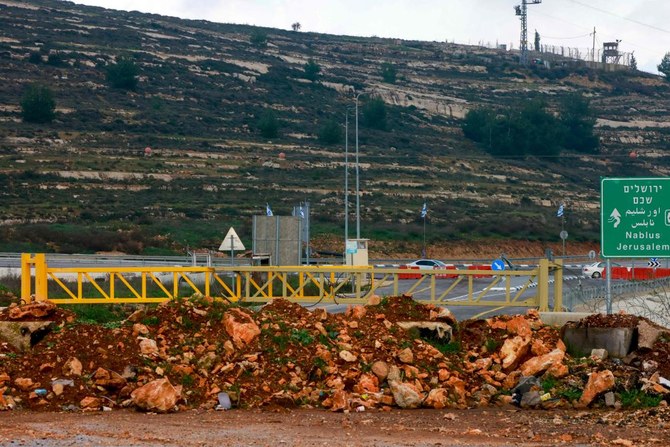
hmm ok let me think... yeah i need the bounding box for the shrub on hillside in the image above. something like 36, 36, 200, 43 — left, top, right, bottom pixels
380, 62, 397, 84
106, 55, 139, 90
362, 96, 388, 131
250, 30, 268, 47
20, 83, 56, 124
258, 110, 279, 138
304, 59, 321, 81
318, 119, 342, 145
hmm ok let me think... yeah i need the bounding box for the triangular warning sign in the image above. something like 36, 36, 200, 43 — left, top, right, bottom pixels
218, 227, 245, 251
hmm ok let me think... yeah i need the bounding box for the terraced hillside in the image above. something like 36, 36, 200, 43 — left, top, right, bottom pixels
1, 0, 669, 255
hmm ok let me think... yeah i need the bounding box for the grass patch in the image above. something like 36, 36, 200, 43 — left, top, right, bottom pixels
428, 339, 461, 355
484, 337, 501, 353
619, 389, 663, 409
542, 375, 557, 393
290, 328, 314, 346
558, 387, 582, 402
62, 304, 127, 325
181, 374, 194, 387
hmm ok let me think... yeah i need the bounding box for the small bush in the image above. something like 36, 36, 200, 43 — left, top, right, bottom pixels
304, 59, 321, 81
250, 30, 268, 47
619, 389, 663, 408
107, 55, 139, 90
317, 119, 342, 145
258, 110, 279, 138
62, 304, 126, 325
380, 62, 397, 83
20, 84, 56, 124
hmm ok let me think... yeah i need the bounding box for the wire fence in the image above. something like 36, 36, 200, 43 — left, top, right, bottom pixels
459, 40, 632, 69
564, 277, 670, 312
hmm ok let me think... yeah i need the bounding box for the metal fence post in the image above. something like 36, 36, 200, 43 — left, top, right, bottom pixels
552, 259, 563, 311
538, 259, 549, 312
21, 253, 33, 302
33, 253, 48, 301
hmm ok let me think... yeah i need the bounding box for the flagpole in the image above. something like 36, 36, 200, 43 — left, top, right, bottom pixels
561, 214, 565, 257
422, 216, 426, 258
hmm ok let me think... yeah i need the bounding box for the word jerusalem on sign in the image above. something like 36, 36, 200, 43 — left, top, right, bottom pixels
601, 178, 670, 258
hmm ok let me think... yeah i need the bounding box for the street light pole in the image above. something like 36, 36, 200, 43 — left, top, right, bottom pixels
355, 93, 361, 240
344, 110, 349, 248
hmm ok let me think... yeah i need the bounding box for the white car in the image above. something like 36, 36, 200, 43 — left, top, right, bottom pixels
407, 259, 449, 270
582, 261, 620, 279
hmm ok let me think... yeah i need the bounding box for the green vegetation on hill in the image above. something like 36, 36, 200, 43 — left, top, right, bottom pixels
0, 0, 668, 254
462, 95, 598, 157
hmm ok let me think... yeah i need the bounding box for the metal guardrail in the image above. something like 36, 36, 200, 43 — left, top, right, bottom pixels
20, 253, 564, 311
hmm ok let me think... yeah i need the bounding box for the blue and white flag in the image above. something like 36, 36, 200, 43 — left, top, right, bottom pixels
557, 204, 564, 218
266, 203, 273, 216
420, 202, 427, 218
299, 206, 305, 219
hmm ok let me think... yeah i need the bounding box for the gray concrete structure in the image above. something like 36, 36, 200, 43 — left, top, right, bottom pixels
252, 216, 302, 266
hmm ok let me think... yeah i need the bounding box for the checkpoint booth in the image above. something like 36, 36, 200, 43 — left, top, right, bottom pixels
345, 239, 370, 287
345, 239, 369, 266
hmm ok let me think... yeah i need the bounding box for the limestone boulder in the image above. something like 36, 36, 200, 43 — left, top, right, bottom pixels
131, 378, 180, 413
62, 357, 83, 376
424, 388, 449, 409
578, 370, 615, 407
500, 336, 531, 370
223, 308, 260, 348
389, 380, 425, 409
519, 349, 565, 377
8, 301, 56, 320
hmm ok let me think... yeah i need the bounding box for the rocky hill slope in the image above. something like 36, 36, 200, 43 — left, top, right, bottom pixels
1, 0, 669, 255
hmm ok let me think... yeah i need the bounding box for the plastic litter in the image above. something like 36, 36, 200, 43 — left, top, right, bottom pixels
215, 392, 232, 411
34, 388, 47, 397
51, 379, 75, 387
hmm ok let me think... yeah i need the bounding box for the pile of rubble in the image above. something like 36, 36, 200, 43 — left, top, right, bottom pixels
1, 295, 669, 413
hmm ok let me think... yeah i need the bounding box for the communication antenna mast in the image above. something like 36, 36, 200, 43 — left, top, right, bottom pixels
514, 0, 542, 65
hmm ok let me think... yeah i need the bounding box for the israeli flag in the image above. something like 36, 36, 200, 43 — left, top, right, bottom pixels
299, 206, 305, 219
266, 203, 273, 216
557, 204, 564, 218
420, 202, 427, 218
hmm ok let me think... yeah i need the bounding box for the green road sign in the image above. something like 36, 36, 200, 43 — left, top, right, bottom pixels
601, 177, 670, 258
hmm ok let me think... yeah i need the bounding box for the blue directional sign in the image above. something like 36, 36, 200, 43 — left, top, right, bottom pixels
491, 259, 506, 271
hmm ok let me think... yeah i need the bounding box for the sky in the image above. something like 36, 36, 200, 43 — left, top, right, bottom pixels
70, 0, 670, 75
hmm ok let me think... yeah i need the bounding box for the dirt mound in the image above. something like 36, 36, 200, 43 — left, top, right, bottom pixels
1, 297, 669, 414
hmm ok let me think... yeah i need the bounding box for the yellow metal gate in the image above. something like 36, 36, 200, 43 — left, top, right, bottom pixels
20, 254, 563, 312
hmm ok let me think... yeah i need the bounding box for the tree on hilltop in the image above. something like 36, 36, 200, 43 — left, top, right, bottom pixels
658, 52, 670, 80
250, 30, 268, 47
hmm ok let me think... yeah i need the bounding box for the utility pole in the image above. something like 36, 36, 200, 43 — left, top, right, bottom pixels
591, 27, 596, 62
514, 0, 542, 65
354, 93, 362, 240
344, 110, 349, 249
